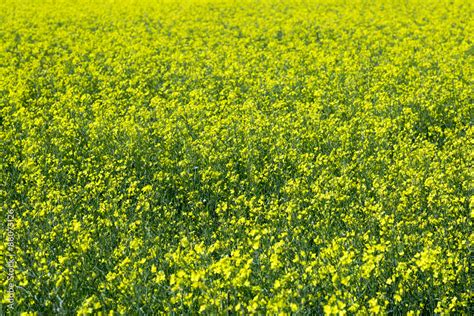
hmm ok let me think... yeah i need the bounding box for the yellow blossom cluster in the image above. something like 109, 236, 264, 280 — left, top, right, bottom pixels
1, 0, 472, 314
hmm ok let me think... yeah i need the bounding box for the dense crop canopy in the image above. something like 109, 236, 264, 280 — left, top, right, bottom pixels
1, 0, 473, 314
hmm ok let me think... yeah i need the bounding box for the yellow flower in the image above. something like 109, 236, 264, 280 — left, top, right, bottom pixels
369, 298, 381, 314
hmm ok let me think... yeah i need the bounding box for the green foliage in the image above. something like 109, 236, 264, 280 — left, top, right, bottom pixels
1, 0, 472, 314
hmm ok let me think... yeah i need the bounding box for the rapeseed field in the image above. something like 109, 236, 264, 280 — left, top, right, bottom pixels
1, 0, 472, 314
